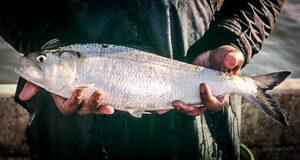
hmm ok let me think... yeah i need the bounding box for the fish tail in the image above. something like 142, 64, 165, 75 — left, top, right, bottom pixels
244, 71, 291, 126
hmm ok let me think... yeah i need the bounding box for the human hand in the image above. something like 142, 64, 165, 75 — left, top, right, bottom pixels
19, 81, 114, 115
157, 45, 244, 115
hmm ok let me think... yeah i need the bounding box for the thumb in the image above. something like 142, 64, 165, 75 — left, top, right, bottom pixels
223, 51, 244, 74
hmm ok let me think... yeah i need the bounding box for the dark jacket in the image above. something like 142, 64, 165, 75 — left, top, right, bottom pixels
0, 0, 284, 159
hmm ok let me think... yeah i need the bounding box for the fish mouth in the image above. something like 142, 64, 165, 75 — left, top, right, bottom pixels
15, 56, 45, 84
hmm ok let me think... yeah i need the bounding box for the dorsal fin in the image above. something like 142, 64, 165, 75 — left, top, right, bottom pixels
40, 39, 66, 50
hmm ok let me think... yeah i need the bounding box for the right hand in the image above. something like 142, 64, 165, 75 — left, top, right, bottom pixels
158, 45, 244, 115
19, 81, 114, 115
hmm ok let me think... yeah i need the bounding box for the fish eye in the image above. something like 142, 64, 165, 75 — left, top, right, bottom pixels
36, 54, 47, 63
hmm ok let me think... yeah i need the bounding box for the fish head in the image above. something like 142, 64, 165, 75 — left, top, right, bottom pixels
15, 49, 79, 92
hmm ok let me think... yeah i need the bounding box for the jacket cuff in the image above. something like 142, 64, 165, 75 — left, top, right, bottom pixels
187, 24, 252, 67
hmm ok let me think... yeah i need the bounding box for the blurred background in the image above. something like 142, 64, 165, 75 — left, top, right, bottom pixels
0, 0, 299, 159
0, 1, 300, 83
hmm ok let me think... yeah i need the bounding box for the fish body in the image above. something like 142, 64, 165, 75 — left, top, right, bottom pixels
15, 39, 290, 125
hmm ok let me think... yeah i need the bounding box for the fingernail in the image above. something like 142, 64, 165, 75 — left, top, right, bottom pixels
103, 105, 114, 114
200, 84, 206, 93
77, 90, 84, 99
224, 53, 239, 69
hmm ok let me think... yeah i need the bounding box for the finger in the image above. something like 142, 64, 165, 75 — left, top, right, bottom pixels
78, 104, 114, 115
171, 100, 207, 116
77, 90, 102, 115
53, 89, 84, 115
98, 105, 114, 115
51, 93, 67, 107
224, 52, 238, 69
87, 91, 103, 108
157, 109, 171, 114
224, 51, 244, 74
200, 83, 224, 112
77, 91, 114, 115
19, 82, 40, 101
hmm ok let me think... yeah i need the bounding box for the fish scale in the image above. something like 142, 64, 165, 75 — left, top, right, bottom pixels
68, 44, 208, 111
15, 39, 290, 125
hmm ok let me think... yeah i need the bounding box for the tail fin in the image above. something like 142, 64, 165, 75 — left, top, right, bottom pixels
245, 71, 291, 126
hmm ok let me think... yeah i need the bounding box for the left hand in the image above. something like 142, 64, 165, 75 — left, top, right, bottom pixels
19, 82, 114, 116
157, 45, 244, 116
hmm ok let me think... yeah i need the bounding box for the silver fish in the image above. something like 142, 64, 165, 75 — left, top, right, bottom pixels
15, 39, 290, 125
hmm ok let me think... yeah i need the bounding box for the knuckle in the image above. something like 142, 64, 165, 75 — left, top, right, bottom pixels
77, 108, 89, 116
73, 97, 83, 105
60, 107, 71, 116
68, 101, 81, 111
87, 100, 100, 109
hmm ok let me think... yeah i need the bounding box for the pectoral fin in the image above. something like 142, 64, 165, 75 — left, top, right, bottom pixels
128, 108, 151, 118
73, 84, 95, 90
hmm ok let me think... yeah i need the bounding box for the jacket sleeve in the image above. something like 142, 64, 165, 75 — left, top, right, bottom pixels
0, 15, 55, 55
0, 15, 49, 113
187, 0, 285, 66
0, 0, 64, 54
